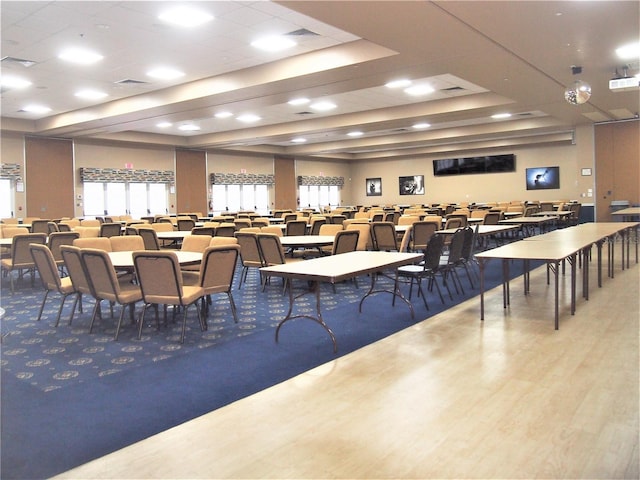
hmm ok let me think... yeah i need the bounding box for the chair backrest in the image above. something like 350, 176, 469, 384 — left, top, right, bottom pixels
329, 215, 346, 225
150, 222, 174, 232
80, 219, 101, 227
370, 213, 384, 222
57, 223, 72, 232
47, 221, 60, 234
444, 217, 465, 230
209, 237, 239, 247
109, 235, 145, 252
398, 215, 420, 226
2, 227, 29, 238
318, 224, 343, 236
177, 219, 196, 231
48, 231, 80, 263
81, 248, 122, 302
60, 245, 92, 296
483, 212, 503, 225
74, 226, 100, 238
99, 222, 122, 238
282, 213, 298, 223
234, 232, 263, 267
73, 237, 112, 251
345, 223, 372, 251
133, 251, 185, 304
332, 229, 359, 255
370, 222, 398, 251
399, 226, 412, 252
30, 219, 51, 234
191, 227, 215, 236
445, 214, 468, 227
181, 235, 211, 253
285, 220, 307, 236
198, 245, 240, 293
137, 228, 160, 250
422, 232, 445, 270
460, 226, 477, 262
260, 226, 283, 236
411, 221, 438, 251
446, 228, 466, 264
233, 219, 252, 230
30, 244, 64, 291
10, 234, 47, 267
256, 233, 286, 266
309, 218, 326, 235
214, 225, 236, 237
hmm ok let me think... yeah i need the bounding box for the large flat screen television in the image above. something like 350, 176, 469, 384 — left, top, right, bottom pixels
526, 166, 560, 190
432, 154, 515, 176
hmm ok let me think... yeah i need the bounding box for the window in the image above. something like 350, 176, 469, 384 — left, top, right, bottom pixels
211, 184, 270, 214
83, 182, 168, 217
299, 185, 340, 210
0, 179, 14, 218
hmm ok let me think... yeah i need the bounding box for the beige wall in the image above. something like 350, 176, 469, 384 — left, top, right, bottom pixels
1, 132, 26, 217
348, 126, 595, 208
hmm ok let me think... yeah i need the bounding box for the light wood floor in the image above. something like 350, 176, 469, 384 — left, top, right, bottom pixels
56, 257, 639, 479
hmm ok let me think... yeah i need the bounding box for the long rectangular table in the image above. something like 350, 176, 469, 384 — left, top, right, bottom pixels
260, 251, 422, 352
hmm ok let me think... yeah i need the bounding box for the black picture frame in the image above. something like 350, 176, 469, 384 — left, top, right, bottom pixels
398, 175, 424, 195
525, 166, 560, 190
366, 177, 382, 196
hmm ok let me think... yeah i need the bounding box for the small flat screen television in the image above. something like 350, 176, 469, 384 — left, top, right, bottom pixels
526, 166, 560, 190
432, 154, 516, 176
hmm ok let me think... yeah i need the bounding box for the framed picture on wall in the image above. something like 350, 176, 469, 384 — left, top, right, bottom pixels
398, 175, 425, 195
366, 177, 382, 196
525, 166, 560, 190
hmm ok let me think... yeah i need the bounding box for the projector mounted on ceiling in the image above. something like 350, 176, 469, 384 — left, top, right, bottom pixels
609, 77, 640, 92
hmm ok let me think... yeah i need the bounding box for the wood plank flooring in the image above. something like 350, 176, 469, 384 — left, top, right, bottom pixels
55, 257, 639, 479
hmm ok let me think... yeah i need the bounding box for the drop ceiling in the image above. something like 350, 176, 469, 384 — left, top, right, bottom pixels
1, 1, 638, 160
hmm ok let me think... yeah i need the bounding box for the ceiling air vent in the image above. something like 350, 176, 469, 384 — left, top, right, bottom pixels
1, 56, 37, 67
286, 28, 319, 36
517, 112, 534, 116
115, 79, 149, 85
296, 111, 314, 115
441, 86, 465, 92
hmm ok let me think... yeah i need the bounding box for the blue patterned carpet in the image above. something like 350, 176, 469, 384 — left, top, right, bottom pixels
1, 259, 523, 479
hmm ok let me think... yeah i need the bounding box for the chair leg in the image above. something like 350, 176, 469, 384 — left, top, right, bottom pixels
37, 290, 50, 322
138, 304, 149, 339
67, 293, 80, 325
227, 292, 238, 323
88, 300, 101, 334
114, 305, 127, 340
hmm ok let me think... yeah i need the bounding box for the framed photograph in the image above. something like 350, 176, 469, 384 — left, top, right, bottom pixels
366, 177, 382, 196
525, 166, 560, 190
398, 175, 425, 195
581, 168, 592, 176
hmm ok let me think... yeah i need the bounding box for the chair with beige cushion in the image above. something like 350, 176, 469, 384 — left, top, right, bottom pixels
1, 233, 47, 293
345, 223, 372, 251
234, 231, 264, 289
410, 221, 438, 252
60, 245, 94, 321
133, 250, 205, 344
73, 226, 101, 238
256, 233, 303, 292
99, 222, 122, 238
80, 219, 101, 227
48, 231, 80, 275
31, 219, 51, 234
135, 227, 161, 250
73, 237, 112, 251
209, 237, 238, 247
109, 235, 145, 252
260, 226, 283, 237
81, 248, 143, 340
370, 222, 398, 252
30, 244, 80, 326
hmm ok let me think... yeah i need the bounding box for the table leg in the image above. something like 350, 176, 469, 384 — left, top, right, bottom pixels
359, 270, 415, 319
596, 239, 604, 287
553, 260, 560, 330
275, 280, 337, 353
479, 258, 486, 321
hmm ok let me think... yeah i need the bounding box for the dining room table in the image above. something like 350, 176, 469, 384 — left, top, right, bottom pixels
107, 250, 203, 269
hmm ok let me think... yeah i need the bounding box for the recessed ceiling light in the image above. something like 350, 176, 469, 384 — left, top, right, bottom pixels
178, 124, 200, 131
251, 36, 297, 52
156, 122, 173, 128
412, 122, 431, 129
385, 79, 412, 89
158, 7, 214, 27
146, 67, 185, 80
22, 104, 51, 114
236, 114, 261, 123
214, 111, 233, 119
1, 75, 32, 89
74, 89, 108, 100
616, 42, 640, 60
288, 97, 310, 106
491, 113, 512, 119
58, 48, 103, 65
404, 84, 435, 96
347, 131, 363, 137
310, 100, 337, 112
291, 137, 307, 143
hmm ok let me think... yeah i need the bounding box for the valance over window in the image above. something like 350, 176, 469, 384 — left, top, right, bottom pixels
210, 172, 275, 185
298, 175, 344, 186
1, 163, 22, 180
80, 167, 174, 183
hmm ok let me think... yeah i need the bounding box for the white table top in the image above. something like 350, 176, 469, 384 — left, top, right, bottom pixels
279, 235, 335, 248
436, 225, 520, 236
261, 251, 422, 284
108, 250, 202, 268
156, 231, 192, 240
611, 207, 640, 216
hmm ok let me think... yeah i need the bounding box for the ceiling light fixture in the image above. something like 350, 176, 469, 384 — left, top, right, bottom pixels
58, 48, 103, 65
214, 111, 233, 119
491, 113, 512, 119
236, 114, 261, 123
178, 124, 200, 131
288, 97, 309, 106
404, 84, 435, 96
146, 67, 185, 80
156, 122, 172, 128
22, 104, 51, 114
310, 100, 337, 111
385, 79, 412, 89
251, 36, 297, 52
564, 66, 591, 105
347, 131, 363, 137
0, 75, 32, 89
291, 137, 307, 143
616, 41, 640, 60
412, 122, 431, 129
158, 7, 213, 27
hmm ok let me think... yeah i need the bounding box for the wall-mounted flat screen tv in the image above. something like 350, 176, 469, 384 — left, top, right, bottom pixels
432, 154, 516, 176
526, 166, 560, 190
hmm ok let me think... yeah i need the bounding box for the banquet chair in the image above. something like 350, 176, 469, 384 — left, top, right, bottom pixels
177, 218, 196, 232
136, 227, 161, 250
29, 244, 79, 326
80, 219, 101, 227
285, 220, 307, 236
209, 237, 238, 247
214, 224, 236, 238
179, 235, 209, 272
133, 251, 205, 344
57, 223, 72, 232
410, 221, 438, 252
99, 222, 122, 238
1, 233, 47, 293
439, 228, 466, 297
59, 245, 93, 321
183, 245, 240, 324
191, 227, 215, 236
260, 226, 283, 236
444, 215, 467, 229
48, 231, 80, 275
394, 231, 448, 307
47, 221, 60, 234
30, 219, 51, 235
234, 231, 264, 289
309, 217, 326, 235
109, 235, 144, 252
73, 237, 112, 251
329, 215, 346, 225
81, 248, 143, 340
256, 233, 303, 292
345, 223, 372, 251
250, 218, 270, 228
370, 222, 398, 251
